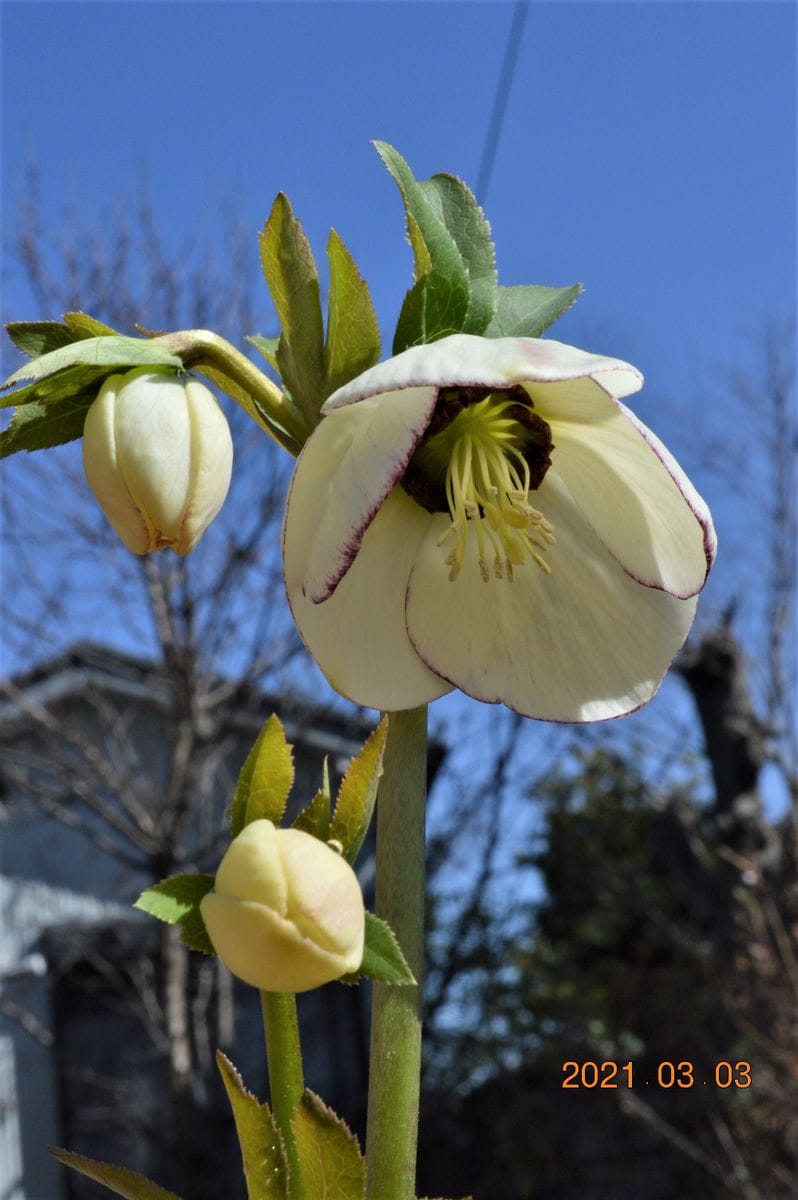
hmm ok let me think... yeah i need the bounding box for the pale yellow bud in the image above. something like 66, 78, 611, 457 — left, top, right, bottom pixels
200, 819, 365, 993
82, 368, 233, 555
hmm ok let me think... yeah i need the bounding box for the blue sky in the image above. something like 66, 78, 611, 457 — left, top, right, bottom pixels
2, 0, 796, 699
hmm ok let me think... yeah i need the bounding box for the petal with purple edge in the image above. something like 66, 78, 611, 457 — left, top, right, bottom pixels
290, 387, 436, 602
405, 474, 698, 722
529, 380, 714, 598
284, 483, 450, 711
323, 333, 644, 411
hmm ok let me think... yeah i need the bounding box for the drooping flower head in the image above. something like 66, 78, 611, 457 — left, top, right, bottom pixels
283, 335, 716, 722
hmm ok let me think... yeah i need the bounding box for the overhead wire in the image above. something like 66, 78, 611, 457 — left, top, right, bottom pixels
475, 1, 530, 205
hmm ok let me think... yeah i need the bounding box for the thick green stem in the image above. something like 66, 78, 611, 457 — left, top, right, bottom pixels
260, 991, 306, 1199
155, 328, 309, 453
365, 706, 428, 1200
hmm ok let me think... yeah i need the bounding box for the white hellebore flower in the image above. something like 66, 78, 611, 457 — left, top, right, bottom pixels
83, 367, 233, 555
200, 819, 365, 993
283, 335, 716, 722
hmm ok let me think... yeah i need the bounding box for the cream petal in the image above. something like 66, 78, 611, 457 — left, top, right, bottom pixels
283, 483, 451, 711
323, 334, 643, 411
114, 373, 193, 532
529, 380, 714, 598
176, 379, 233, 555
82, 374, 152, 553
405, 475, 698, 722
200, 893, 353, 992
289, 387, 436, 602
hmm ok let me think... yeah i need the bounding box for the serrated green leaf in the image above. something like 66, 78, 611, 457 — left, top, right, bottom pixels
247, 334, 282, 376
419, 173, 497, 334
135, 874, 216, 924
484, 283, 583, 338
375, 142, 472, 354
330, 718, 387, 865
259, 194, 325, 424
217, 1053, 289, 1200
358, 911, 415, 985
293, 758, 331, 841
0, 362, 109, 410
2, 335, 182, 389
0, 391, 94, 458
230, 715, 294, 837
292, 1091, 365, 1200
323, 230, 381, 397
63, 311, 120, 339
178, 905, 215, 955
5, 320, 74, 358
50, 1148, 182, 1200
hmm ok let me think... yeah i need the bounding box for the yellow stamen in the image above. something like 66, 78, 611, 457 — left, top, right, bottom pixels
425, 395, 556, 582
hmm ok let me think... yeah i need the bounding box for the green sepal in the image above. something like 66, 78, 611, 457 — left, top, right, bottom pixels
259, 193, 326, 425
293, 757, 332, 842
217, 1052, 289, 1199
323, 229, 381, 397
230, 714, 295, 837
484, 282, 583, 338
341, 911, 415, 986
2, 335, 183, 390
50, 1148, 182, 1200
134, 873, 215, 955
375, 142, 472, 354
292, 1091, 365, 1200
330, 717, 388, 864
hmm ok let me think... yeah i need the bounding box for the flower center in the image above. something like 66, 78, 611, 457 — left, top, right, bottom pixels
402, 385, 556, 582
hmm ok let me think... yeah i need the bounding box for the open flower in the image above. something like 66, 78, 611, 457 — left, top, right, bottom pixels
200, 819, 365, 993
82, 367, 233, 555
283, 335, 716, 721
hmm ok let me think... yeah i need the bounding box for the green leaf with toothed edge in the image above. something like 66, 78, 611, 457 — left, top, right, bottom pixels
5, 311, 119, 360
323, 229, 381, 397
5, 321, 75, 359
217, 1053, 289, 1199
50, 1148, 182, 1200
292, 1091, 365, 1200
375, 142, 472, 354
230, 714, 294, 836
134, 873, 216, 955
293, 757, 332, 842
2, 335, 182, 388
0, 362, 116, 410
259, 193, 326, 423
341, 911, 415, 986
330, 717, 388, 865
418, 171, 497, 335
246, 333, 281, 376
0, 392, 94, 458
484, 282, 583, 338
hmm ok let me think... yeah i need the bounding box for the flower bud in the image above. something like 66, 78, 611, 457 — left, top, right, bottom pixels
200, 819, 365, 993
82, 367, 233, 555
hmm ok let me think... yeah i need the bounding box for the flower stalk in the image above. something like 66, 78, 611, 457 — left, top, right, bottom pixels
260, 990, 307, 1199
154, 328, 310, 453
365, 706, 428, 1200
